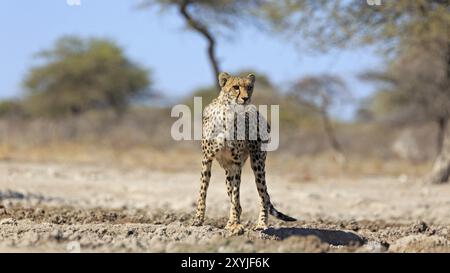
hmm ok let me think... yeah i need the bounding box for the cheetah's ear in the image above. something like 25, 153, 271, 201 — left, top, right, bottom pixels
247, 73, 255, 84
218, 72, 230, 87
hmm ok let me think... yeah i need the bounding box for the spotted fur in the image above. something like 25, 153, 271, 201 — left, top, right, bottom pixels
192, 72, 296, 234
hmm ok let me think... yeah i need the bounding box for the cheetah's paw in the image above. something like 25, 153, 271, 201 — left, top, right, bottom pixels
253, 222, 268, 231
191, 217, 204, 226
225, 222, 245, 235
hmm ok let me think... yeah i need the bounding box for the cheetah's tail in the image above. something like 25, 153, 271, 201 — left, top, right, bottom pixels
268, 204, 296, 222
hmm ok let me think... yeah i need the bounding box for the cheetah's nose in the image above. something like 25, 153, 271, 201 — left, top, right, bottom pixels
242, 96, 249, 102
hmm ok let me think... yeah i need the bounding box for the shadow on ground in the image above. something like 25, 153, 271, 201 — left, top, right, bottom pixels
263, 227, 365, 246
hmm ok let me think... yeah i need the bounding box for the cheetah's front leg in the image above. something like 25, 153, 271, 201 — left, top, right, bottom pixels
224, 164, 244, 235
250, 149, 269, 230
192, 157, 212, 226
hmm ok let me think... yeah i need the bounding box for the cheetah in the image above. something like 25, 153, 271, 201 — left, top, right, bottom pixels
192, 72, 296, 235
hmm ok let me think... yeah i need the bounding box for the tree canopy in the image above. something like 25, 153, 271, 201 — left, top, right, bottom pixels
23, 36, 151, 118
139, 0, 266, 89
264, 0, 450, 53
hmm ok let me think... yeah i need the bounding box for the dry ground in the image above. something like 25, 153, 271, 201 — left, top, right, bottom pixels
1, 157, 450, 253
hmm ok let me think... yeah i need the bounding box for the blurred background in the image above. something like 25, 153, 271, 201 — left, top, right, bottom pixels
1, 0, 449, 182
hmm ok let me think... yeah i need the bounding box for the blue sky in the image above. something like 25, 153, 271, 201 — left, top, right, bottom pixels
0, 0, 382, 119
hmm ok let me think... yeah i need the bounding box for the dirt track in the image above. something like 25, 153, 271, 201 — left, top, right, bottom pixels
1, 161, 450, 252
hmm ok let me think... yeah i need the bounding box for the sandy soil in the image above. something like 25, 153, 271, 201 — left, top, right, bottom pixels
1, 160, 450, 252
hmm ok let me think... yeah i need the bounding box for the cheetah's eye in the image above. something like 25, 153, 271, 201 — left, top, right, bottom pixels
233, 85, 240, 91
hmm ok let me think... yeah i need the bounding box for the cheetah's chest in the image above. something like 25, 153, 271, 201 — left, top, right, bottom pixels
215, 141, 249, 169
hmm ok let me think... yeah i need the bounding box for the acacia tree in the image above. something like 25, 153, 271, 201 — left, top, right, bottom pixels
263, 1, 450, 51
289, 74, 349, 164
362, 45, 450, 155
24, 36, 151, 118
140, 0, 264, 90
266, 0, 450, 183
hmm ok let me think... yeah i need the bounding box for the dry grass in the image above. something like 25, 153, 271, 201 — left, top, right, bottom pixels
0, 108, 435, 180
0, 140, 430, 182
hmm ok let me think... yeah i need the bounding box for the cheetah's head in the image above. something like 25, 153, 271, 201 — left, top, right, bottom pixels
218, 72, 255, 105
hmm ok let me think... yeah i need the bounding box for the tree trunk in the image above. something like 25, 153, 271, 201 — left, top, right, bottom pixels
179, 0, 221, 91
429, 123, 450, 184
436, 116, 448, 156
428, 43, 450, 183
321, 110, 346, 165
